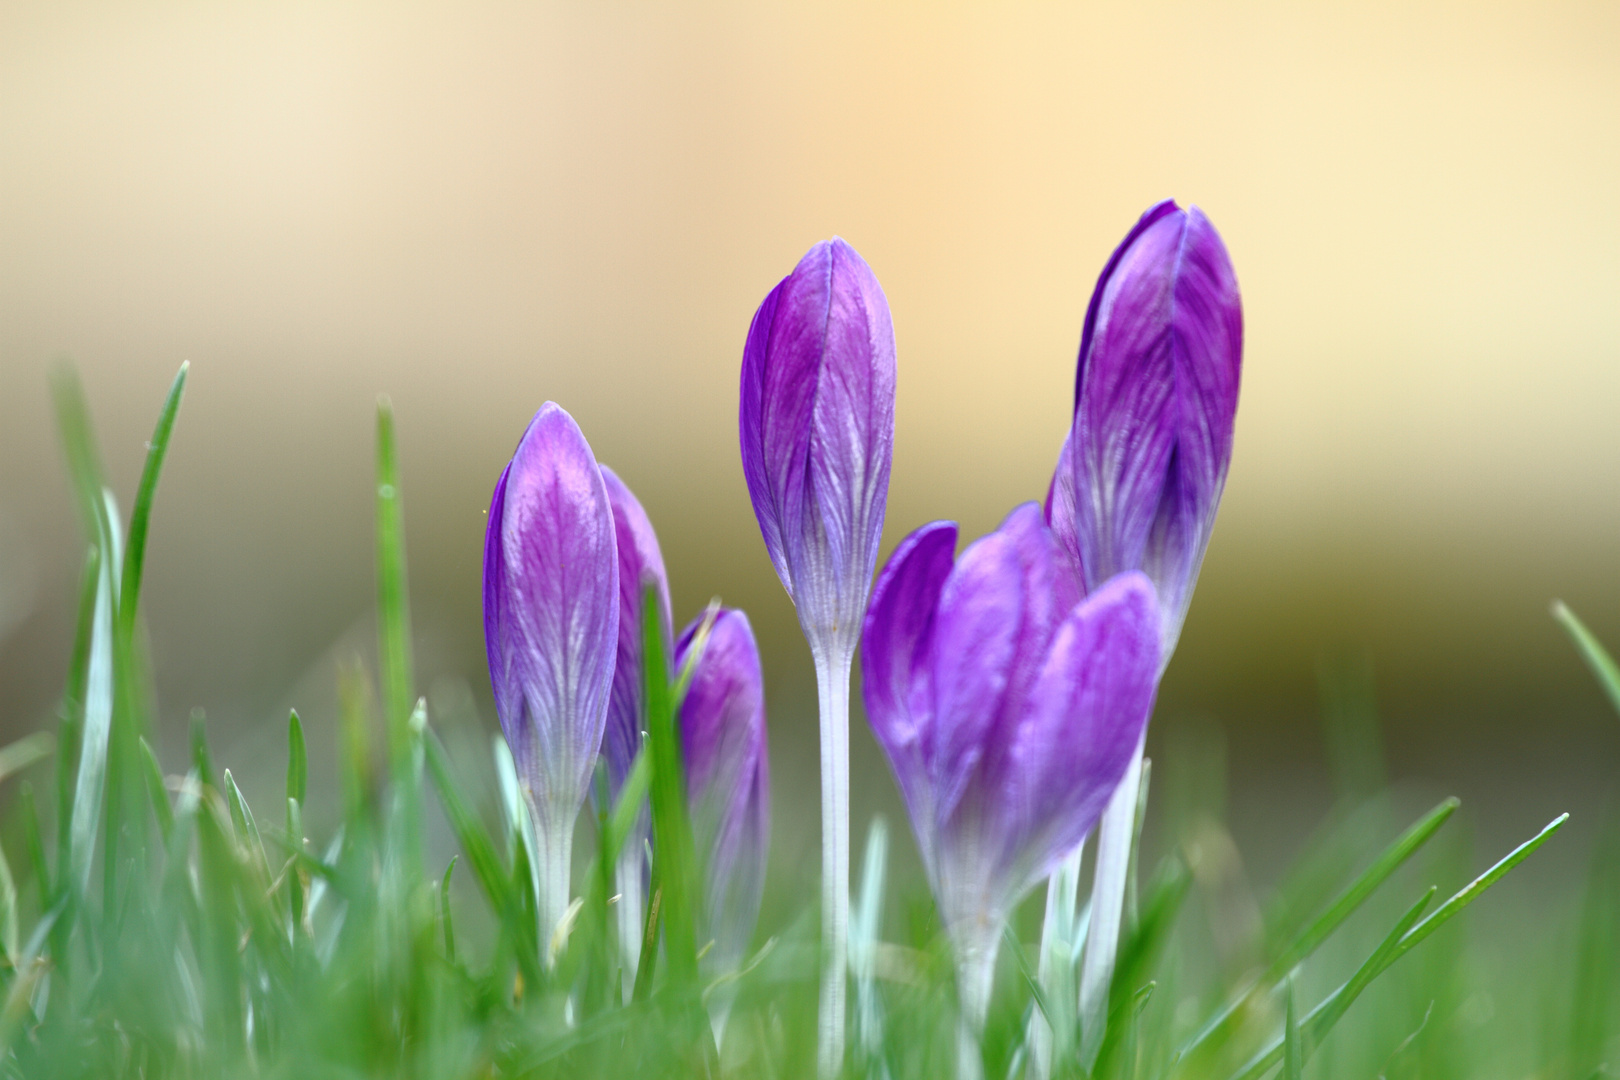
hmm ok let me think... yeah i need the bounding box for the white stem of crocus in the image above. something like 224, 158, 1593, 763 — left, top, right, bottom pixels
1027, 838, 1085, 1080
614, 848, 644, 1000
812, 643, 854, 1079
954, 923, 1001, 1080
1078, 738, 1145, 1068
537, 822, 574, 970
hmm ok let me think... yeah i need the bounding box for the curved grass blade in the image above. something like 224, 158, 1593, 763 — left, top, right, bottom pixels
287, 710, 307, 805
424, 727, 509, 913
118, 361, 187, 639
138, 736, 173, 842
1176, 797, 1459, 1066
1552, 601, 1620, 718
442, 855, 458, 964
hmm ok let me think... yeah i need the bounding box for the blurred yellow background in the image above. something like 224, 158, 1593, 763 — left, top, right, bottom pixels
1, 1, 1617, 884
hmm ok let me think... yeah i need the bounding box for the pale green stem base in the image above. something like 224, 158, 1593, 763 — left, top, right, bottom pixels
614, 849, 644, 1000
1028, 839, 1085, 1080
538, 822, 574, 970
954, 925, 1001, 1080
1078, 738, 1145, 1067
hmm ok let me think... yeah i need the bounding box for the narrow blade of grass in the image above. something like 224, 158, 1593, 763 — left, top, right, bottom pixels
424, 727, 510, 913
138, 736, 174, 842
1178, 797, 1459, 1065
643, 583, 698, 983
117, 361, 187, 639
442, 856, 458, 964
1552, 602, 1620, 717
1282, 975, 1302, 1080
287, 710, 307, 805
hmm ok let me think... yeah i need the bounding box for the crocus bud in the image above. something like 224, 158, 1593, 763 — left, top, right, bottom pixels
599, 465, 671, 990
676, 608, 770, 1042
1046, 200, 1242, 662
861, 505, 1160, 1042
739, 237, 896, 655
484, 402, 619, 952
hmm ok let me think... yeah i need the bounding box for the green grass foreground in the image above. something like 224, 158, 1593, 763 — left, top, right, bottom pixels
0, 364, 1611, 1078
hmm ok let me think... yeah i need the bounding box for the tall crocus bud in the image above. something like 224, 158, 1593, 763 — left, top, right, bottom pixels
676, 608, 770, 1046
861, 505, 1160, 1079
599, 466, 671, 992
741, 236, 895, 1074
1043, 201, 1241, 1068
1046, 199, 1242, 663
484, 402, 619, 959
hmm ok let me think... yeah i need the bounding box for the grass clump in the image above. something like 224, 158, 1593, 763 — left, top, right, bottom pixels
0, 367, 1608, 1078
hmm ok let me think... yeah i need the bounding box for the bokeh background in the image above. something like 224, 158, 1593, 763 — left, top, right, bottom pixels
2, 0, 1617, 961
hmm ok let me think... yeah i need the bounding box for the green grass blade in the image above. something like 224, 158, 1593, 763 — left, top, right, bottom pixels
18, 783, 48, 908
287, 710, 307, 805
1179, 797, 1459, 1066
1264, 796, 1458, 981
1003, 924, 1056, 1030
1282, 975, 1302, 1080
1231, 887, 1435, 1080
424, 727, 510, 912
442, 855, 458, 964
138, 736, 174, 842
117, 361, 187, 639
1383, 812, 1568, 967
224, 768, 271, 883
0, 838, 16, 963
606, 748, 651, 865
1551, 601, 1620, 717
67, 498, 119, 900
0, 733, 52, 786
49, 364, 110, 541
375, 397, 415, 769
642, 583, 698, 983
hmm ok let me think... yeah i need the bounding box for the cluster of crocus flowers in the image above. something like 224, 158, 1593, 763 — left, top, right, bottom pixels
482, 401, 770, 1034
483, 198, 1238, 1073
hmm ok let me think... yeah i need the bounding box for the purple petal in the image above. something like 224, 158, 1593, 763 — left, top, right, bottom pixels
999, 571, 1159, 895
599, 465, 672, 796
676, 609, 770, 973
739, 237, 896, 648
1059, 202, 1242, 654
483, 402, 620, 836
928, 504, 1076, 827
860, 520, 957, 846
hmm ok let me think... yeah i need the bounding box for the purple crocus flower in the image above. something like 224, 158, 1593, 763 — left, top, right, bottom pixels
1045, 199, 1242, 661
740, 236, 896, 652
740, 236, 895, 1074
1043, 200, 1241, 1067
598, 466, 671, 990
675, 608, 770, 1042
861, 504, 1161, 1054
484, 402, 619, 955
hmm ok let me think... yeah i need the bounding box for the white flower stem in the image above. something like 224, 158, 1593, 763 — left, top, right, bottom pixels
954, 924, 1000, 1080
813, 644, 853, 1079
537, 823, 574, 970
1078, 739, 1145, 1068
614, 850, 644, 1000
1028, 839, 1085, 1080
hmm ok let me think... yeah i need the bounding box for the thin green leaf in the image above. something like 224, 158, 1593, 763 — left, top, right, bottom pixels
1266, 796, 1458, 981
1003, 925, 1057, 1030
287, 709, 307, 805
1179, 797, 1459, 1065
118, 361, 187, 640
442, 855, 458, 964
424, 727, 509, 912
1552, 601, 1620, 717
224, 768, 271, 884
17, 782, 48, 908
0, 733, 52, 787
1231, 887, 1435, 1080
642, 583, 698, 982
67, 494, 119, 900
0, 838, 16, 963
137, 736, 173, 842
1283, 975, 1302, 1080
374, 396, 415, 767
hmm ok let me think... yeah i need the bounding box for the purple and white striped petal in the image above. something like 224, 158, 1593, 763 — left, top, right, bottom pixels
740, 237, 896, 652
600, 466, 672, 797
676, 609, 770, 976
1048, 200, 1242, 660
484, 403, 620, 832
